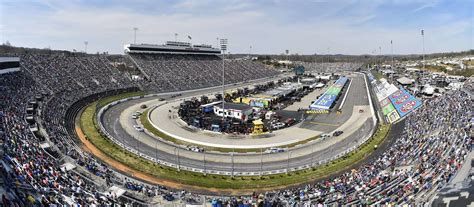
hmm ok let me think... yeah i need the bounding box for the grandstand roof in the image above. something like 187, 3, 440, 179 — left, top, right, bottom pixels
397, 77, 415, 85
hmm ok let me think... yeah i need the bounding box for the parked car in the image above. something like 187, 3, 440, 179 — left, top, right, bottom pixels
333, 130, 343, 136
163, 194, 174, 201
284, 118, 296, 126
271, 122, 286, 130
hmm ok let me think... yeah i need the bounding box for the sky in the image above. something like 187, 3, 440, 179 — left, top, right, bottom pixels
1, 0, 473, 55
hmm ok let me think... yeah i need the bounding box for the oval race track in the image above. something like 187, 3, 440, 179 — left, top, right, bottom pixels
99, 72, 378, 175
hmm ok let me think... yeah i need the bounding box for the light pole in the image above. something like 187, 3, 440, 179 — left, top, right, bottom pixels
249, 45, 252, 58
421, 29, 425, 71
175, 147, 180, 171
286, 148, 291, 174
220, 39, 228, 123
326, 47, 330, 72
84, 41, 88, 53
379, 46, 382, 66
203, 150, 207, 175
231, 148, 234, 177
260, 148, 263, 177
391, 40, 394, 67
133, 27, 138, 44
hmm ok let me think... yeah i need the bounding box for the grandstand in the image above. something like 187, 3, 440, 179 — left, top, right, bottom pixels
0, 46, 472, 206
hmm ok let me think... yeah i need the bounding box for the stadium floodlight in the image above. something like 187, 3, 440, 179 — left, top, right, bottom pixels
84, 41, 88, 53
133, 27, 138, 44
220, 38, 228, 122
421, 29, 425, 71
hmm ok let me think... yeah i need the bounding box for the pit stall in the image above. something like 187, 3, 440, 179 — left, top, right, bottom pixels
309, 76, 349, 111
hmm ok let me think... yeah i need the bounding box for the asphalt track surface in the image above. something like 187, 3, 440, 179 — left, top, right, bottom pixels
100, 73, 376, 174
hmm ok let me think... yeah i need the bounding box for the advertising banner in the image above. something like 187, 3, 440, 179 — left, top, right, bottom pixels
387, 110, 401, 123
382, 103, 396, 115
310, 94, 336, 110
388, 88, 422, 117
380, 98, 391, 107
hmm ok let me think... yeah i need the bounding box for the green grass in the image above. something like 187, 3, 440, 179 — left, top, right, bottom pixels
140, 108, 321, 153
96, 91, 147, 108
80, 92, 392, 189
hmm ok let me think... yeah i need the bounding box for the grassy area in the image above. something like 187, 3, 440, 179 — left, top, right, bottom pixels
140, 108, 320, 153
97, 91, 147, 108
80, 92, 392, 189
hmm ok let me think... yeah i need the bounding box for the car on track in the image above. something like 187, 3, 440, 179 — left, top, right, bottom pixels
321, 133, 331, 138
133, 125, 144, 132
131, 111, 142, 119
186, 145, 204, 152
265, 147, 285, 153
140, 104, 147, 109
333, 130, 343, 136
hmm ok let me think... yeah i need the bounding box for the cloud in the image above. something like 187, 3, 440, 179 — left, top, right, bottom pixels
412, 1, 438, 13
1, 0, 472, 55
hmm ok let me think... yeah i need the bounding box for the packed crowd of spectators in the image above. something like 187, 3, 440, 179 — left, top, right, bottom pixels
0, 51, 471, 206
0, 72, 121, 205
1, 52, 279, 206
131, 54, 279, 92
300, 62, 363, 73
210, 86, 472, 206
